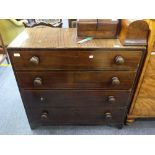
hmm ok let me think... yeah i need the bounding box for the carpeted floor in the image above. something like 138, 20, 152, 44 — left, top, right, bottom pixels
0, 65, 155, 135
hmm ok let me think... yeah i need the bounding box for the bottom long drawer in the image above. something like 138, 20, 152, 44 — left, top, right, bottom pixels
25, 107, 127, 126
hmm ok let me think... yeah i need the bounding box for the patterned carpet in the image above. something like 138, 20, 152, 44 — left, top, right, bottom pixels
0, 65, 155, 135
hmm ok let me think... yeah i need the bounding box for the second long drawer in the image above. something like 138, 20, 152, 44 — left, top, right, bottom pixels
16, 71, 136, 90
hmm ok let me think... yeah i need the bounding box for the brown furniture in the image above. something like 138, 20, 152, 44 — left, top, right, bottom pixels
77, 19, 119, 38
119, 19, 149, 46
127, 20, 155, 123
7, 27, 146, 129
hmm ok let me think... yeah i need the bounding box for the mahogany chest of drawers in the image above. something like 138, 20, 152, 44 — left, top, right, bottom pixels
7, 28, 146, 129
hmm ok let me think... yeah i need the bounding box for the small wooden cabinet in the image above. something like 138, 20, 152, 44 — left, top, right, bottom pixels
7, 28, 145, 129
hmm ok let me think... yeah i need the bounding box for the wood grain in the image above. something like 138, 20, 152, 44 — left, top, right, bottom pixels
145, 54, 155, 74
77, 30, 117, 39
132, 97, 155, 116
138, 74, 155, 97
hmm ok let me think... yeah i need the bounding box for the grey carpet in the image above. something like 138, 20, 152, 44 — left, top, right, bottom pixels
0, 65, 155, 135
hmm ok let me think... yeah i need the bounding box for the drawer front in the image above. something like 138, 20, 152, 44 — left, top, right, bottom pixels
21, 90, 131, 108
16, 71, 136, 90
10, 50, 142, 70
26, 107, 127, 125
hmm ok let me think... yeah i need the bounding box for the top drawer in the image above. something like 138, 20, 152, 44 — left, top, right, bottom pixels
9, 49, 142, 71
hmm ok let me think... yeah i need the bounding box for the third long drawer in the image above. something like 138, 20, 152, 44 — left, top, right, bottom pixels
16, 71, 136, 90
21, 89, 131, 108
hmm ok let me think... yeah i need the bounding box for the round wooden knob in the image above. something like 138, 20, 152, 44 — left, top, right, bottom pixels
108, 96, 116, 103
111, 77, 120, 86
105, 112, 112, 119
41, 111, 48, 120
33, 77, 42, 86
30, 56, 39, 65
40, 97, 44, 102
115, 56, 125, 65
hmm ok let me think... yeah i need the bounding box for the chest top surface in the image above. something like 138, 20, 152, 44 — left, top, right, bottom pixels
8, 27, 145, 50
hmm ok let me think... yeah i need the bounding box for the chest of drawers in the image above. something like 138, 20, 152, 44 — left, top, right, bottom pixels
7, 28, 146, 129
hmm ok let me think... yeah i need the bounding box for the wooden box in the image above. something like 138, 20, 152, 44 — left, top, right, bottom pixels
77, 19, 119, 38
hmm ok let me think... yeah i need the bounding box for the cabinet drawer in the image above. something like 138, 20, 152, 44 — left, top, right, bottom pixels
21, 90, 131, 108
10, 50, 142, 70
26, 107, 127, 125
16, 71, 136, 90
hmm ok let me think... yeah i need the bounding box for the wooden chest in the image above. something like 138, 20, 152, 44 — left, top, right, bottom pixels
7, 28, 145, 129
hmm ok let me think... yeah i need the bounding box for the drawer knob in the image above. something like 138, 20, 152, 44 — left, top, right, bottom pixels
33, 77, 42, 86
108, 96, 116, 103
115, 56, 125, 65
105, 112, 112, 119
30, 56, 39, 65
112, 77, 120, 86
41, 111, 48, 120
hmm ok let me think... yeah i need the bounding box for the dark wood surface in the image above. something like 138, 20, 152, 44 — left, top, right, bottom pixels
97, 19, 119, 31
77, 30, 117, 39
16, 71, 136, 90
77, 19, 97, 31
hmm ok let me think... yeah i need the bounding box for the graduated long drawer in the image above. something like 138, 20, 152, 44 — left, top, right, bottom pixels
10, 50, 142, 71
16, 71, 136, 90
21, 90, 131, 108
26, 106, 127, 125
